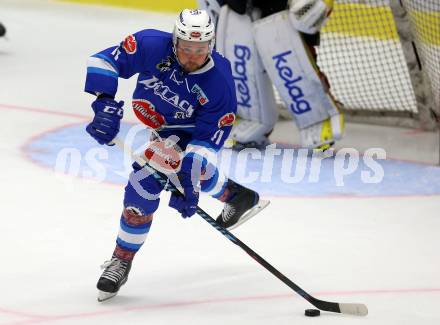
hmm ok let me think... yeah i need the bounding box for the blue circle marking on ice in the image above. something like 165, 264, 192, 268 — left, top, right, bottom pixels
25, 123, 440, 197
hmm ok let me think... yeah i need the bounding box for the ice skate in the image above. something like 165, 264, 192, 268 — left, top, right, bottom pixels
97, 257, 132, 302
216, 180, 269, 230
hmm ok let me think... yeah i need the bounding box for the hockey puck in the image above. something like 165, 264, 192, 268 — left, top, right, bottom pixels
305, 309, 320, 317
0, 23, 6, 37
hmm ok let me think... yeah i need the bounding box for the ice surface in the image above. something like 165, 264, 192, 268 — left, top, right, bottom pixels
0, 1, 439, 324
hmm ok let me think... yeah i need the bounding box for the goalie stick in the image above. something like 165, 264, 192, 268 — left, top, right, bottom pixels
110, 136, 368, 316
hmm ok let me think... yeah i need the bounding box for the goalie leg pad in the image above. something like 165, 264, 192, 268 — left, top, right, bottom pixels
196, 0, 223, 26
300, 109, 344, 149
253, 11, 339, 129
228, 118, 272, 148
217, 5, 278, 144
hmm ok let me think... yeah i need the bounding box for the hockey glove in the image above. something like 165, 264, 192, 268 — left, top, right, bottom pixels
289, 0, 331, 34
132, 99, 166, 130
86, 97, 124, 145
168, 155, 202, 218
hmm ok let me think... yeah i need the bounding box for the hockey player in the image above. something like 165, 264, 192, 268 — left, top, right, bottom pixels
84, 9, 268, 301
198, 0, 344, 150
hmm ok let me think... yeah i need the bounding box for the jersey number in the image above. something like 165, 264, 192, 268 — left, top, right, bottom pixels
111, 47, 121, 61
211, 129, 224, 146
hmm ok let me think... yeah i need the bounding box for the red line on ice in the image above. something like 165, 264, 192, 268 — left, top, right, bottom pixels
2, 287, 440, 325
0, 103, 90, 120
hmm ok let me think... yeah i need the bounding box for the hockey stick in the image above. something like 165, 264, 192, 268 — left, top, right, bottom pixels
111, 136, 368, 316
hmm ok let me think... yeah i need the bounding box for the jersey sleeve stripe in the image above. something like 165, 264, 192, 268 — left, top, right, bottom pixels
185, 142, 218, 167
208, 178, 228, 198
88, 56, 118, 74
201, 169, 228, 197
91, 54, 119, 72
187, 140, 216, 152
87, 67, 119, 78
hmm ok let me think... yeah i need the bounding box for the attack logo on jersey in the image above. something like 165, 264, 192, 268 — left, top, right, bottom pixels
191, 84, 209, 105
156, 56, 175, 72
139, 76, 195, 117
218, 112, 235, 128
122, 35, 137, 54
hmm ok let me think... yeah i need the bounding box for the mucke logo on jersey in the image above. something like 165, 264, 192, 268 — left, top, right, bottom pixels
218, 112, 235, 128
132, 99, 165, 129
156, 56, 175, 72
191, 84, 209, 105
138, 76, 194, 117
122, 35, 137, 54
272, 50, 311, 115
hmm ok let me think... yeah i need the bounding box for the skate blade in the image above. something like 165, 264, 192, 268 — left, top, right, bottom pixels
97, 290, 118, 302
227, 199, 270, 231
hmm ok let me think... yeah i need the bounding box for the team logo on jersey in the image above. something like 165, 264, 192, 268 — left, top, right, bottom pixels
191, 84, 209, 105
156, 56, 175, 72
174, 111, 186, 119
218, 113, 235, 128
189, 9, 201, 15
122, 35, 137, 54
138, 76, 195, 117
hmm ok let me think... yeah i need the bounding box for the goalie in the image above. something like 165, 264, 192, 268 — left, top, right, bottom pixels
198, 0, 344, 150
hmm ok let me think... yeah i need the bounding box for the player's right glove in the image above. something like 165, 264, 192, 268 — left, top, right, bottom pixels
86, 97, 124, 145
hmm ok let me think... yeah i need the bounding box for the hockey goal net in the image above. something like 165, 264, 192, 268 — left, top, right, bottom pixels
312, 0, 440, 130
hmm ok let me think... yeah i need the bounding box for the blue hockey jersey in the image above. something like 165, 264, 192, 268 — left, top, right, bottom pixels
85, 29, 237, 152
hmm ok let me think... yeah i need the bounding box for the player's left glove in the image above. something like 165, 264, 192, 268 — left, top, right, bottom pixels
168, 155, 201, 218
86, 97, 124, 145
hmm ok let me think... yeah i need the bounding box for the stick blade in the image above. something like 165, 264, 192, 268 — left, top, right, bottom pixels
339, 303, 368, 316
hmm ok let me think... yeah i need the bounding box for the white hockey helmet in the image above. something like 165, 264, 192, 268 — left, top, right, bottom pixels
173, 9, 215, 53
